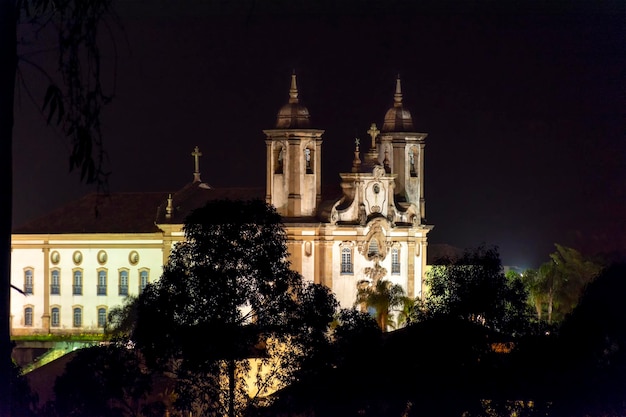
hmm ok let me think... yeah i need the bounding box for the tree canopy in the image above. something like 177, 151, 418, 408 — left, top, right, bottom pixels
423, 245, 533, 336
131, 199, 337, 417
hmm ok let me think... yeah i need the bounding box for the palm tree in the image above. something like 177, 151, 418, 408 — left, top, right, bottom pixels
355, 279, 407, 331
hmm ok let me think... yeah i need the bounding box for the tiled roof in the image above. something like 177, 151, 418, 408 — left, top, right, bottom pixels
13, 184, 271, 235
156, 183, 266, 224
13, 192, 170, 234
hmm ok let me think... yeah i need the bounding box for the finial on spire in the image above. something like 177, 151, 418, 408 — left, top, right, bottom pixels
352, 138, 361, 172
191, 146, 202, 183
393, 75, 403, 107
166, 194, 173, 219
289, 72, 299, 104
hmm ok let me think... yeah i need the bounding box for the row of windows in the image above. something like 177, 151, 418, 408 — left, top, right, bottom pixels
340, 247, 401, 275
23, 268, 149, 296
23, 306, 107, 328
273, 147, 316, 175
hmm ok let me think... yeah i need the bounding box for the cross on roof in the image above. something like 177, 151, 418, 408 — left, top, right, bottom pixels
192, 146, 202, 182
367, 123, 380, 148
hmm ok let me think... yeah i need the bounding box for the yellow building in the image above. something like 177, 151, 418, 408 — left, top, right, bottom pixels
10, 74, 432, 336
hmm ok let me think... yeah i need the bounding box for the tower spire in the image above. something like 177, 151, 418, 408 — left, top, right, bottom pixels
393, 75, 403, 108
289, 71, 299, 104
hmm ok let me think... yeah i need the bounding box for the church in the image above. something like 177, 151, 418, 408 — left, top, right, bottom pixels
10, 74, 432, 336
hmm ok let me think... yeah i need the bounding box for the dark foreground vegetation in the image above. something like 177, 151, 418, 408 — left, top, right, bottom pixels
10, 201, 626, 417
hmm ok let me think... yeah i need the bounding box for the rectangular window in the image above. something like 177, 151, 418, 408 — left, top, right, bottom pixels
50, 270, 60, 295
97, 270, 107, 296
51, 307, 60, 327
24, 270, 33, 295
24, 307, 33, 326
73, 271, 82, 295
341, 247, 353, 274
119, 271, 129, 296
73, 307, 82, 327
97, 308, 107, 328
139, 270, 149, 293
391, 248, 401, 275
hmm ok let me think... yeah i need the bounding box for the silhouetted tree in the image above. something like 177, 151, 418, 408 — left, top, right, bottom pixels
1, 2, 115, 414
53, 344, 153, 417
424, 245, 533, 336
132, 199, 337, 417
533, 244, 602, 324
550, 262, 626, 416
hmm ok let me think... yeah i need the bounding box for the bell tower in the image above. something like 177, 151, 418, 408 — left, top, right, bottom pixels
378, 76, 428, 221
264, 74, 325, 217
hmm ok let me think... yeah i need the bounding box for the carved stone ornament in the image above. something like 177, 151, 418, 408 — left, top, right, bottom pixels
129, 251, 140, 265
373, 165, 385, 179
50, 251, 60, 265
72, 251, 83, 265
97, 250, 108, 265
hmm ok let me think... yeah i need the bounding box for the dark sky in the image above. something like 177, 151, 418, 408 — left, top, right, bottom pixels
12, 0, 626, 268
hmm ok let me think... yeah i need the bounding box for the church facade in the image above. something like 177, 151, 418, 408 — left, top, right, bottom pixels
10, 74, 432, 336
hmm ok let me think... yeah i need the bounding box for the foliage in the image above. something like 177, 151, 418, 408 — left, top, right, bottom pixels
549, 262, 626, 416
53, 343, 153, 417
10, 358, 37, 417
132, 199, 337, 417
11, 334, 104, 343
423, 245, 533, 336
524, 244, 602, 324
17, 0, 117, 187
2, 2, 116, 413
354, 279, 408, 330
105, 296, 138, 340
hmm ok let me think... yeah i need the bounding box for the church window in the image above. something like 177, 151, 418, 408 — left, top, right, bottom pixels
119, 270, 129, 296
24, 269, 33, 295
97, 307, 107, 328
51, 307, 60, 327
368, 239, 379, 257
275, 147, 284, 174
51, 269, 60, 295
391, 248, 401, 274
24, 307, 33, 326
73, 269, 83, 295
97, 269, 107, 296
139, 269, 149, 293
341, 247, 353, 275
304, 148, 313, 174
409, 148, 417, 177
73, 307, 82, 327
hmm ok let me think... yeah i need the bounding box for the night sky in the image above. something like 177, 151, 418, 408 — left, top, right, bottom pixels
12, 0, 626, 268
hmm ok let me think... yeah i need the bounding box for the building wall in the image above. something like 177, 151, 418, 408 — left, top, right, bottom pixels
11, 234, 166, 336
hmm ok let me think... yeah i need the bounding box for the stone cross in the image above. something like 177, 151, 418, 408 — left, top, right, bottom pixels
367, 123, 379, 149
192, 146, 202, 182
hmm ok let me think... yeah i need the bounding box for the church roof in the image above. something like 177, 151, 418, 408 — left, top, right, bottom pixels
155, 182, 265, 224
12, 185, 268, 235
381, 76, 415, 132
13, 192, 169, 234
275, 73, 312, 129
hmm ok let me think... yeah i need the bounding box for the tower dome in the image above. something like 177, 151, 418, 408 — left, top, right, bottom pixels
276, 73, 311, 129
382, 76, 414, 132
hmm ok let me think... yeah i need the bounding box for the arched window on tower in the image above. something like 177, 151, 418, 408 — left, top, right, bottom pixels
304, 147, 313, 174
409, 148, 417, 177
275, 146, 284, 174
